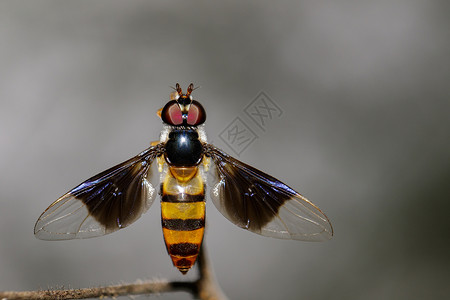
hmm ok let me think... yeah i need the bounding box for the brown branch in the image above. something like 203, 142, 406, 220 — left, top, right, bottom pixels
0, 243, 228, 300
194, 243, 228, 300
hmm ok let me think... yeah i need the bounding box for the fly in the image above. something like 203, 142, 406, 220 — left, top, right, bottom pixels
34, 83, 333, 274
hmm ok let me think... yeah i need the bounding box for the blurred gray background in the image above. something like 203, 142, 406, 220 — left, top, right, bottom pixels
0, 1, 449, 299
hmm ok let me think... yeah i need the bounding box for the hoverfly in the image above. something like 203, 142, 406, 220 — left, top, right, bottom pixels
34, 84, 333, 274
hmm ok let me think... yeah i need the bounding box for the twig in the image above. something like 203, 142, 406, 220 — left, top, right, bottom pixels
0, 243, 228, 300
194, 243, 228, 300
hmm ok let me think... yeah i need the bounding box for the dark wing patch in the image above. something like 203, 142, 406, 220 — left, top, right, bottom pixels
34, 145, 164, 240
205, 145, 333, 241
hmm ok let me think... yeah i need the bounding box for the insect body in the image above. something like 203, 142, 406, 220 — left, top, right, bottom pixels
159, 94, 207, 272
34, 84, 333, 274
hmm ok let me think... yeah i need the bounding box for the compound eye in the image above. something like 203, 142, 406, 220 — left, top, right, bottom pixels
161, 100, 183, 125
186, 100, 206, 126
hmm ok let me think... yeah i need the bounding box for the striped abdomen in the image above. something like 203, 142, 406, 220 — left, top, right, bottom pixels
161, 166, 205, 274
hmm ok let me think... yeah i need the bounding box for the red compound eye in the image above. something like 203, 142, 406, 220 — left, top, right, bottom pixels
186, 100, 206, 126
161, 100, 183, 125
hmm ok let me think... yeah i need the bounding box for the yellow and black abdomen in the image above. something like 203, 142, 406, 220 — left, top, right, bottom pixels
161, 165, 205, 274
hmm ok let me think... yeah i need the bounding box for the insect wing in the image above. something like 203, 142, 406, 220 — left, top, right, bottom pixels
34, 146, 162, 240
205, 145, 333, 241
